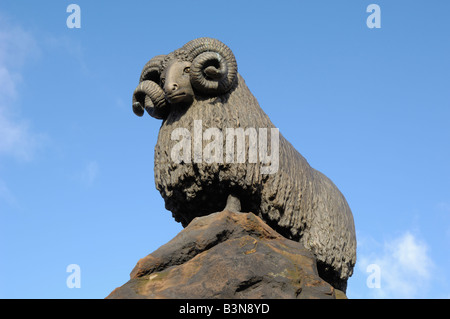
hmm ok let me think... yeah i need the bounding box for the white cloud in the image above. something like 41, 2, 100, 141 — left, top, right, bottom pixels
0, 107, 42, 161
0, 16, 42, 161
359, 232, 434, 298
0, 178, 17, 208
436, 202, 450, 249
0, 66, 18, 99
437, 202, 450, 213
0, 19, 38, 68
81, 161, 99, 186
44, 35, 88, 74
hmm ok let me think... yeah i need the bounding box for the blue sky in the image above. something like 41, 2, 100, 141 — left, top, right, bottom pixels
0, 1, 449, 298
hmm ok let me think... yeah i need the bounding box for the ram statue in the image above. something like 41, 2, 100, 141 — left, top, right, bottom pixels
131, 37, 356, 291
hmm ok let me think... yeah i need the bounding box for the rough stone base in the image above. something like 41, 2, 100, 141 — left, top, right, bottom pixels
107, 211, 346, 299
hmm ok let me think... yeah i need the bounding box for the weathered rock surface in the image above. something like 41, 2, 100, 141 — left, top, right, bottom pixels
107, 211, 344, 299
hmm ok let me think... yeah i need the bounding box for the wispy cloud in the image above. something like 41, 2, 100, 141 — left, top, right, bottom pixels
358, 232, 434, 298
80, 161, 99, 186
0, 66, 18, 98
437, 202, 450, 213
0, 178, 17, 208
436, 201, 450, 246
0, 18, 39, 69
0, 107, 42, 161
44, 35, 88, 74
0, 15, 43, 161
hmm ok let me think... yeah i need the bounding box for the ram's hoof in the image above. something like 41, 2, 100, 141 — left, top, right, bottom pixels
224, 194, 241, 213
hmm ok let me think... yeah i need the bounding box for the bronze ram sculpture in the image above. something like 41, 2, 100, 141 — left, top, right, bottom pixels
132, 37, 356, 291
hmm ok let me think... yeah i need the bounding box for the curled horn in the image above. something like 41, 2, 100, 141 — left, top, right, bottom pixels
132, 81, 167, 119
132, 55, 168, 119
182, 37, 237, 95
139, 55, 165, 83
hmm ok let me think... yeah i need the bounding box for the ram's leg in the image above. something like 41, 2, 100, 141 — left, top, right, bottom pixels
224, 194, 241, 213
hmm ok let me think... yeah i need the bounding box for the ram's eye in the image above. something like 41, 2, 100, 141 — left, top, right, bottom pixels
160, 78, 165, 85
184, 67, 190, 74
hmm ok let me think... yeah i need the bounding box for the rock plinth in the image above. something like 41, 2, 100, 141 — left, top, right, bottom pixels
107, 211, 345, 299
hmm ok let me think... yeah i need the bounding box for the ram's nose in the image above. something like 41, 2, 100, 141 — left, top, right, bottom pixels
166, 82, 179, 93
